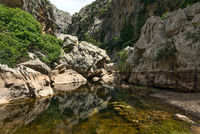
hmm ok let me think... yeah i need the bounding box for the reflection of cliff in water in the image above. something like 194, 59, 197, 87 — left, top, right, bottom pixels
11, 82, 112, 133
55, 84, 111, 127
0, 98, 51, 134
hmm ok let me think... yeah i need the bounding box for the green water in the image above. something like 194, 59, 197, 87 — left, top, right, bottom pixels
0, 83, 194, 134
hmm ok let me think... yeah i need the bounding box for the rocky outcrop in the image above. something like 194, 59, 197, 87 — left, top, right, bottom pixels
0, 64, 53, 104
68, 0, 182, 45
52, 4, 72, 33
52, 69, 87, 91
20, 59, 52, 76
56, 34, 110, 78
0, 0, 71, 34
127, 3, 200, 92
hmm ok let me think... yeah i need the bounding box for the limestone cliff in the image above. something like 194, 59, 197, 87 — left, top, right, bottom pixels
68, 0, 183, 48
0, 0, 71, 34
127, 3, 200, 92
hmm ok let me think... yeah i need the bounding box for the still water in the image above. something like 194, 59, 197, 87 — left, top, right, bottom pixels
0, 83, 193, 134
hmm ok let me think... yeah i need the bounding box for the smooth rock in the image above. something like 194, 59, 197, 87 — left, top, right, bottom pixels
20, 59, 52, 76
0, 64, 53, 105
93, 77, 100, 82
52, 69, 87, 85
174, 114, 195, 124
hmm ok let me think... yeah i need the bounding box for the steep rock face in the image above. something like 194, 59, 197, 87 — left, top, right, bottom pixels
68, 0, 182, 45
0, 64, 53, 104
0, 0, 71, 34
56, 34, 110, 78
52, 4, 72, 33
127, 3, 200, 92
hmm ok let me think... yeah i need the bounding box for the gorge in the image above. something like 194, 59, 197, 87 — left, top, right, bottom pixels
0, 0, 200, 133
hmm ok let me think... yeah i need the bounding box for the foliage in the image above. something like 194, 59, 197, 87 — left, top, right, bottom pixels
185, 29, 200, 45
154, 43, 177, 62
40, 34, 62, 65
100, 36, 121, 50
98, 8, 107, 18
179, 0, 200, 8
0, 32, 29, 67
116, 50, 130, 72
161, 12, 168, 20
120, 20, 136, 49
0, 4, 62, 67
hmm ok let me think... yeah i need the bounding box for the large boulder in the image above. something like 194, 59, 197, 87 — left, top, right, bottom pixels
0, 64, 53, 105
20, 59, 52, 76
127, 3, 200, 92
52, 69, 87, 86
57, 37, 110, 78
57, 34, 78, 47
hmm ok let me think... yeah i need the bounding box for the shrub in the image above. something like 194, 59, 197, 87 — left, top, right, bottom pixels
0, 33, 29, 67
185, 29, 200, 44
161, 12, 168, 20
154, 43, 177, 61
0, 4, 62, 67
116, 50, 130, 72
179, 0, 200, 8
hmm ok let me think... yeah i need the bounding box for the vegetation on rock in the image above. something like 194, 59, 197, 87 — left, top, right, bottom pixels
116, 50, 130, 72
154, 43, 177, 62
185, 28, 200, 45
179, 0, 200, 8
0, 4, 62, 67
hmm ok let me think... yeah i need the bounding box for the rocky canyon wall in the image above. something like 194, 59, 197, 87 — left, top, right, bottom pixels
68, 0, 182, 46
127, 3, 200, 92
0, 0, 71, 34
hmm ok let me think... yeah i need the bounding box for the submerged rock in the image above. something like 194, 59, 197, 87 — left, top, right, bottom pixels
174, 114, 196, 125
0, 64, 53, 105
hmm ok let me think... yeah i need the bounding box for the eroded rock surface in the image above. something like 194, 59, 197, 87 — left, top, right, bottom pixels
52, 69, 87, 89
127, 3, 200, 92
20, 59, 52, 76
0, 0, 71, 34
0, 64, 53, 104
57, 35, 110, 78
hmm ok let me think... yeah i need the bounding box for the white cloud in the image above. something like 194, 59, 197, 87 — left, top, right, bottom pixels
49, 0, 95, 15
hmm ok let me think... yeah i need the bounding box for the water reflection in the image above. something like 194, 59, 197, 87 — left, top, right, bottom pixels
0, 82, 193, 134
0, 98, 51, 134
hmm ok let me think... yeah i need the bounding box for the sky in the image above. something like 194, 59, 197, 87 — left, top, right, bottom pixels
49, 0, 95, 15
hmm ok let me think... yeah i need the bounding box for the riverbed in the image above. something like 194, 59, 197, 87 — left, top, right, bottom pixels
0, 82, 198, 134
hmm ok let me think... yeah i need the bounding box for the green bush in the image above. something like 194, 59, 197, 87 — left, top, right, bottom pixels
0, 33, 29, 67
116, 50, 130, 72
185, 29, 200, 44
179, 0, 200, 8
0, 4, 62, 67
161, 12, 168, 20
154, 43, 177, 61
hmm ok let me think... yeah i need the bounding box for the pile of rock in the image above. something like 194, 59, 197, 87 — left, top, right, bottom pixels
56, 34, 110, 78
